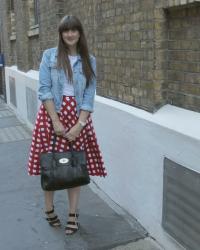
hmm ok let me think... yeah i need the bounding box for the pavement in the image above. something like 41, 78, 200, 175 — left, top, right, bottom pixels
0, 97, 164, 250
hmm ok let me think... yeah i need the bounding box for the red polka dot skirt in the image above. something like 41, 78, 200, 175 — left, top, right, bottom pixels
27, 96, 107, 177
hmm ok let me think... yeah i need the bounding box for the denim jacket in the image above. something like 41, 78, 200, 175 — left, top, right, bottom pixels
38, 47, 96, 116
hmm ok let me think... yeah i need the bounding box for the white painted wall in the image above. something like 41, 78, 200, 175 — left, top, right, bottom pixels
5, 66, 200, 250
92, 98, 200, 250
5, 66, 39, 129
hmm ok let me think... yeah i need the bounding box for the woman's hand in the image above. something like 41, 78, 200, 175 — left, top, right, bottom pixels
64, 123, 82, 142
52, 119, 65, 136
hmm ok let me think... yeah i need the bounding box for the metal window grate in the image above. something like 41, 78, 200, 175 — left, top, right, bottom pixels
162, 157, 200, 250
9, 76, 17, 107
34, 0, 39, 25
26, 87, 37, 124
10, 0, 14, 11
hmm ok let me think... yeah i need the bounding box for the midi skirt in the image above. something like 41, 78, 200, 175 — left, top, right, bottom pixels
27, 95, 107, 177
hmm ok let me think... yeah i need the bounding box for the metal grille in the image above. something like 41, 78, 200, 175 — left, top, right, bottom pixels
162, 158, 200, 250
9, 76, 17, 107
34, 0, 39, 25
26, 87, 37, 124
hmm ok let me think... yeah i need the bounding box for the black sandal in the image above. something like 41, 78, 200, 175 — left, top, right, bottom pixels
45, 206, 61, 227
65, 213, 80, 235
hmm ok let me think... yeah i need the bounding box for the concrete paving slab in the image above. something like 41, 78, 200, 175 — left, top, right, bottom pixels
0, 103, 8, 110
0, 125, 31, 142
111, 238, 164, 250
0, 137, 146, 250
0, 116, 22, 128
0, 109, 13, 117
0, 100, 163, 250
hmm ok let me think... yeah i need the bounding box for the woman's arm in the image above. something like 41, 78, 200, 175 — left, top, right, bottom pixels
43, 99, 59, 122
38, 50, 54, 102
79, 55, 96, 113
43, 100, 65, 136
38, 50, 65, 136
78, 110, 90, 124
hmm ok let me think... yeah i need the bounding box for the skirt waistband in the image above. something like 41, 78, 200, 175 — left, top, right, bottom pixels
62, 95, 75, 100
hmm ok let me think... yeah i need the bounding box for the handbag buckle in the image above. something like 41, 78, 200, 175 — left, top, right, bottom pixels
59, 158, 69, 164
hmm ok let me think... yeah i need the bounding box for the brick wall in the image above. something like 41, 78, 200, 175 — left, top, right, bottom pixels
167, 5, 200, 112
1, 0, 200, 113
95, 0, 153, 109
39, 0, 64, 52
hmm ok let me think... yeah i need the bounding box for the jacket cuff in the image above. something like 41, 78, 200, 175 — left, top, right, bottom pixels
38, 92, 53, 101
80, 104, 94, 113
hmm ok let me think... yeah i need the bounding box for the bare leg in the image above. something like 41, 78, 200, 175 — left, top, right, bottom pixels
65, 186, 81, 233
44, 191, 54, 211
67, 186, 81, 213
44, 191, 61, 226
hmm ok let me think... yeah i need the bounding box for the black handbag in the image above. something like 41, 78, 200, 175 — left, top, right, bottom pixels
40, 134, 90, 191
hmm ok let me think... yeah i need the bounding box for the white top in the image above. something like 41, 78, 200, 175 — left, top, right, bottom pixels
62, 55, 78, 96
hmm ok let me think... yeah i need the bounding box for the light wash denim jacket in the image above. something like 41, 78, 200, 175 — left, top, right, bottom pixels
38, 47, 96, 116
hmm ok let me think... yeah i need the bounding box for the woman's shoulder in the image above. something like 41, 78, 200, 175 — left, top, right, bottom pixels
41, 47, 57, 62
43, 47, 57, 55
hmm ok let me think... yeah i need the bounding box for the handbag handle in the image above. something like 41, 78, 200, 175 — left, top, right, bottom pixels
52, 134, 73, 153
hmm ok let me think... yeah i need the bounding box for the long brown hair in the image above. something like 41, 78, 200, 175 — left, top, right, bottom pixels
57, 15, 95, 87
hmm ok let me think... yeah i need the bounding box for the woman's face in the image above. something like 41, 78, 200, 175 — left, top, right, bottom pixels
62, 29, 80, 48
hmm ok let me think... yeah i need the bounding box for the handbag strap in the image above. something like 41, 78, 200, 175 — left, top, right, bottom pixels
52, 133, 73, 153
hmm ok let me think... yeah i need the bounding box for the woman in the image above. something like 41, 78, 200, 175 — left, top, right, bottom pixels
27, 15, 107, 235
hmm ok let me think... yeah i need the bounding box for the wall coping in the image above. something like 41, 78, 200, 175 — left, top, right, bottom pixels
96, 95, 200, 141
5, 66, 200, 141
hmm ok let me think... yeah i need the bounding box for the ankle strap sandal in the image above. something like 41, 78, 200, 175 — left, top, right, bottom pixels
45, 206, 61, 227
65, 212, 80, 235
